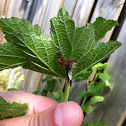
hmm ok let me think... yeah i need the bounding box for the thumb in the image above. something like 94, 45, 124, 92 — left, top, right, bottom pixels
0, 101, 83, 126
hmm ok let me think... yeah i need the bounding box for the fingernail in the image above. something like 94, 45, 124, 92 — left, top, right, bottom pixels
55, 102, 79, 126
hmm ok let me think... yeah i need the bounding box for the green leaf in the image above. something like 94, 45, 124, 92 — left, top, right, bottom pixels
52, 92, 61, 98
78, 91, 93, 97
82, 104, 94, 114
39, 77, 56, 96
94, 17, 118, 42
7, 88, 19, 91
23, 60, 56, 76
50, 8, 75, 60
0, 96, 28, 119
82, 96, 104, 114
46, 79, 56, 93
0, 8, 121, 79
89, 82, 106, 96
84, 122, 107, 126
33, 90, 41, 95
78, 82, 105, 98
0, 43, 27, 71
0, 17, 58, 76
92, 63, 108, 71
14, 30, 65, 77
74, 41, 121, 77
72, 24, 95, 62
74, 69, 92, 82
52, 92, 61, 102
99, 69, 111, 89
87, 96, 104, 105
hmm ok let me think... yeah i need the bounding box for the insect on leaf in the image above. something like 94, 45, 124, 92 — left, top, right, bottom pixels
0, 8, 121, 80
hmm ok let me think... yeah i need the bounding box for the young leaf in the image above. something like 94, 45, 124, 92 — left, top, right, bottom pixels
89, 82, 106, 96
92, 63, 108, 71
78, 91, 93, 98
99, 70, 111, 89
0, 96, 28, 119
82, 104, 94, 114
82, 96, 104, 114
52, 92, 61, 102
78, 82, 106, 97
87, 96, 104, 105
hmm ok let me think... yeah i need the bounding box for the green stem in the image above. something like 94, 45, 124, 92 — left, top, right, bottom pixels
63, 82, 70, 102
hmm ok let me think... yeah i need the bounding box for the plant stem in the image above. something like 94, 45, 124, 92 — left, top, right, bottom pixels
63, 82, 70, 102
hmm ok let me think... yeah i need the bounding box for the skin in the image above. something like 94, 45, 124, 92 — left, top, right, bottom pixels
0, 91, 83, 126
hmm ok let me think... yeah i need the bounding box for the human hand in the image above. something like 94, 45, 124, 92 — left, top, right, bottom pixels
0, 91, 83, 126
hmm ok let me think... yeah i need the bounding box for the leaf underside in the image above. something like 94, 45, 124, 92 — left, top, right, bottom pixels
84, 122, 107, 126
0, 8, 121, 79
0, 96, 28, 119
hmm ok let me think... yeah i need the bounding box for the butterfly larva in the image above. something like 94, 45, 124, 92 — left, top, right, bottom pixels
56, 51, 76, 86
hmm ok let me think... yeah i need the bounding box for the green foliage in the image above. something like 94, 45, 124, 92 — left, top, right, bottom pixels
81, 96, 104, 114
7, 88, 19, 91
99, 70, 111, 89
52, 92, 61, 102
78, 82, 105, 98
0, 8, 121, 122
0, 43, 27, 70
74, 69, 92, 82
94, 17, 118, 43
78, 63, 111, 115
0, 96, 28, 119
0, 8, 121, 79
33, 76, 56, 96
84, 122, 107, 126
41, 77, 56, 95
92, 63, 108, 71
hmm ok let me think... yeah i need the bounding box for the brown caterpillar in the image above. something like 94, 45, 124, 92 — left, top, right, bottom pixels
56, 51, 75, 86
